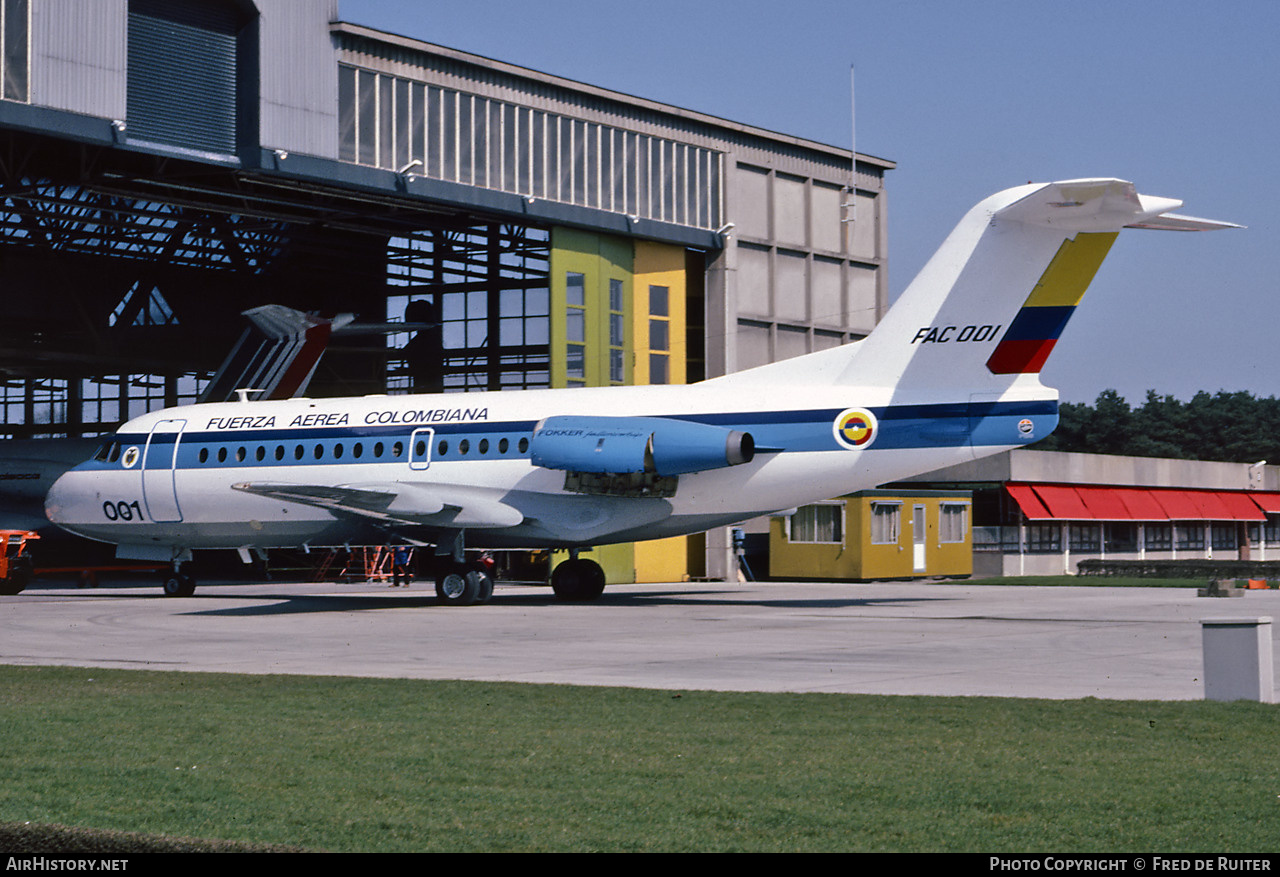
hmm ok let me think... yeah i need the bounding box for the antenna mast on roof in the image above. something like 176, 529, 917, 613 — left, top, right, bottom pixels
842, 65, 856, 224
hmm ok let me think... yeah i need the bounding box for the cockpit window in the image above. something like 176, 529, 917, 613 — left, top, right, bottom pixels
94, 441, 122, 463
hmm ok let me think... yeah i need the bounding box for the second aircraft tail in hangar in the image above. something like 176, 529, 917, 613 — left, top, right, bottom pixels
199, 305, 355, 404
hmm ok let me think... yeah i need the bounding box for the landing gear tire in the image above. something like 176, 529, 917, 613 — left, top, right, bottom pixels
435, 560, 495, 606
162, 571, 196, 597
551, 558, 606, 602
468, 568, 491, 601
435, 567, 478, 605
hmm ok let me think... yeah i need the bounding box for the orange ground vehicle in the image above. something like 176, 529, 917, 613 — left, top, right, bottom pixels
0, 530, 38, 595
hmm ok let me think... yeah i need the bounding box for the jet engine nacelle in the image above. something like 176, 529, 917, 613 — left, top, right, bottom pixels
530, 415, 755, 477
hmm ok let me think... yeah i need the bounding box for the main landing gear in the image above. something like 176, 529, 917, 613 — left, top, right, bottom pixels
434, 560, 495, 606
550, 555, 606, 602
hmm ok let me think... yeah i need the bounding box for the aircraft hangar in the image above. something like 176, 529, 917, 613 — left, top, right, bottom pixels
0, 0, 893, 583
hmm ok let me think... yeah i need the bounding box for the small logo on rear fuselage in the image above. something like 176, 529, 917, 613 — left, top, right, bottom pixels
833, 407, 878, 450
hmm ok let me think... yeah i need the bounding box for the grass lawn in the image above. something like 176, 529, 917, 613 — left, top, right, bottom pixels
0, 665, 1276, 852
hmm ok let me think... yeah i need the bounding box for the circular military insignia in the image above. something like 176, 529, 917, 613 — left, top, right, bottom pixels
1017, 418, 1034, 437
121, 446, 140, 469
833, 407, 878, 450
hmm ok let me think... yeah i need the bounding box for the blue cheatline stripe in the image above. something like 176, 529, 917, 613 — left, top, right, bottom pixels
84, 399, 1057, 471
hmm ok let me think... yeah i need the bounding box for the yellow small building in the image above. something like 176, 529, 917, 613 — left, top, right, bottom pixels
769, 490, 973, 581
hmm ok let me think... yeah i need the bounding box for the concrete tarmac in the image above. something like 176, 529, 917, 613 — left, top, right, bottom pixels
3, 579, 1279, 701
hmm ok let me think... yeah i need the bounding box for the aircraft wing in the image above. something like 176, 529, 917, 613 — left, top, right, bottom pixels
230, 481, 524, 528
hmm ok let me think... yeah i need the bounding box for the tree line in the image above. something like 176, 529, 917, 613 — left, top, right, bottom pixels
1032, 389, 1280, 464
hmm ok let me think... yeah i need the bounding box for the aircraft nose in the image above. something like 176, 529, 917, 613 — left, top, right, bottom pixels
44, 471, 73, 524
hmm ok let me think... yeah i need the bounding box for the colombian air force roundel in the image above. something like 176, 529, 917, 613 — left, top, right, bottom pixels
833, 407, 878, 450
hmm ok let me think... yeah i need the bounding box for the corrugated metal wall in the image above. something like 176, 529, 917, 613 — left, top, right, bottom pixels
30, 0, 127, 119
257, 0, 338, 159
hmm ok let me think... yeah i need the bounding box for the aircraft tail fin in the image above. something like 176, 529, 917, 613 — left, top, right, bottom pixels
199, 305, 354, 403
723, 179, 1237, 396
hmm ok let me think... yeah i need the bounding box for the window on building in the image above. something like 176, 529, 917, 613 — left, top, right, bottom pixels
565, 271, 587, 387
1069, 524, 1100, 552
1145, 524, 1172, 551
1104, 523, 1137, 553
789, 503, 844, 545
2, 0, 28, 103
608, 278, 625, 384
1175, 523, 1205, 551
940, 503, 969, 543
1248, 518, 1280, 544
386, 225, 551, 394
336, 65, 723, 230
649, 284, 670, 385
1025, 523, 1061, 553
1211, 524, 1237, 551
870, 502, 900, 545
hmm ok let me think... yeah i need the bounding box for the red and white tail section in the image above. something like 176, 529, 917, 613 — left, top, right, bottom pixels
199, 305, 354, 403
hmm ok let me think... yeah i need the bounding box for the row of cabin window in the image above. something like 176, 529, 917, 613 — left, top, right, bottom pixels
193, 436, 531, 464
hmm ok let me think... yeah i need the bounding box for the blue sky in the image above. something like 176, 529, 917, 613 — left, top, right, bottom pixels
340, 0, 1275, 404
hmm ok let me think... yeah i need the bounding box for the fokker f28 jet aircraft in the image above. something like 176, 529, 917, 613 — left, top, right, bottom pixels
44, 179, 1237, 602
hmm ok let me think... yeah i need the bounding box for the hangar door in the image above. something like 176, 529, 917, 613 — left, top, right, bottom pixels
127, 0, 248, 155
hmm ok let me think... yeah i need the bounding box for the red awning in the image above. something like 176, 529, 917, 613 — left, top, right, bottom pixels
1005, 485, 1273, 522
1150, 490, 1204, 520
1248, 492, 1280, 514
1113, 488, 1170, 520
1215, 491, 1267, 521
1134, 489, 1262, 521
1032, 484, 1092, 519
1006, 484, 1052, 520
1187, 491, 1234, 520
1073, 486, 1136, 520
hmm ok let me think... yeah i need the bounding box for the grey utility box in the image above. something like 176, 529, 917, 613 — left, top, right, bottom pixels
1201, 617, 1274, 703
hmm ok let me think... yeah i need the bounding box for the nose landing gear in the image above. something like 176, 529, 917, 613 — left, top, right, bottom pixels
162, 568, 196, 597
